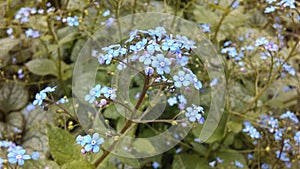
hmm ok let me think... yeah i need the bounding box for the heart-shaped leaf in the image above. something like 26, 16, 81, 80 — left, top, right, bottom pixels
0, 82, 28, 113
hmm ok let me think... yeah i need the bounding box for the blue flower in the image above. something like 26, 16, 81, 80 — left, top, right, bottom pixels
265, 42, 278, 51
117, 60, 127, 70
209, 161, 216, 167
33, 92, 47, 106
167, 97, 177, 106
101, 87, 117, 100
242, 121, 261, 139
147, 40, 161, 54
185, 69, 202, 90
199, 24, 211, 33
0, 158, 3, 168
264, 6, 276, 13
130, 38, 147, 52
261, 163, 270, 169
231, 1, 239, 8
274, 128, 283, 141
145, 67, 154, 76
173, 71, 191, 88
277, 0, 296, 8
66, 16, 79, 26
275, 150, 290, 162
223, 41, 232, 47
148, 27, 167, 40
267, 117, 278, 132
139, 51, 154, 65
255, 37, 269, 46
25, 29, 40, 38
85, 85, 101, 103
31, 152, 39, 160
7, 149, 31, 166
57, 96, 69, 104
6, 28, 13, 35
210, 78, 218, 87
151, 54, 171, 75
152, 162, 160, 169
294, 131, 300, 145
282, 63, 296, 76
102, 10, 110, 17
185, 105, 204, 122
266, 0, 276, 3
178, 95, 187, 104
280, 110, 299, 123
41, 86, 56, 93
162, 39, 179, 52
76, 135, 86, 146
83, 133, 104, 153
175, 35, 196, 50
234, 160, 244, 168
175, 50, 189, 66
221, 47, 238, 58
26, 104, 35, 112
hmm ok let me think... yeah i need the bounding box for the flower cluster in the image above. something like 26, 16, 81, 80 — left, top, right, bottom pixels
264, 0, 297, 13
65, 16, 79, 27
32, 86, 56, 107
242, 110, 299, 168
76, 133, 104, 153
184, 104, 205, 123
167, 94, 187, 110
88, 27, 206, 125
0, 140, 39, 167
221, 34, 296, 76
242, 121, 261, 139
84, 84, 116, 105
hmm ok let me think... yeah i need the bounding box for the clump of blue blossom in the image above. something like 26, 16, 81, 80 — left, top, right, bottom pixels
241, 110, 299, 168
0, 140, 39, 167
32, 86, 56, 107
76, 133, 104, 153
264, 0, 296, 13
88, 27, 206, 124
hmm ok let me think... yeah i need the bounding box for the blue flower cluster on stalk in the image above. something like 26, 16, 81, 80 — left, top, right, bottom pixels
76, 133, 104, 153
32, 86, 56, 107
84, 84, 116, 106
89, 27, 206, 123
241, 110, 300, 168
0, 140, 39, 167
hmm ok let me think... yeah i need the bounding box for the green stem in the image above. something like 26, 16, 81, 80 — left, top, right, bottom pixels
93, 77, 150, 167
241, 39, 299, 114
213, 0, 236, 40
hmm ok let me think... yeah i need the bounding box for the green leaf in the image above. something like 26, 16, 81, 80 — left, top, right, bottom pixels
199, 113, 228, 143
47, 125, 81, 165
22, 108, 55, 158
117, 156, 141, 168
172, 154, 207, 169
71, 39, 87, 61
103, 105, 120, 120
29, 15, 48, 31
66, 0, 89, 11
0, 38, 20, 67
227, 121, 242, 133
25, 58, 58, 76
216, 149, 248, 169
193, 5, 218, 26
24, 160, 60, 169
0, 82, 28, 113
58, 27, 79, 45
62, 159, 95, 169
